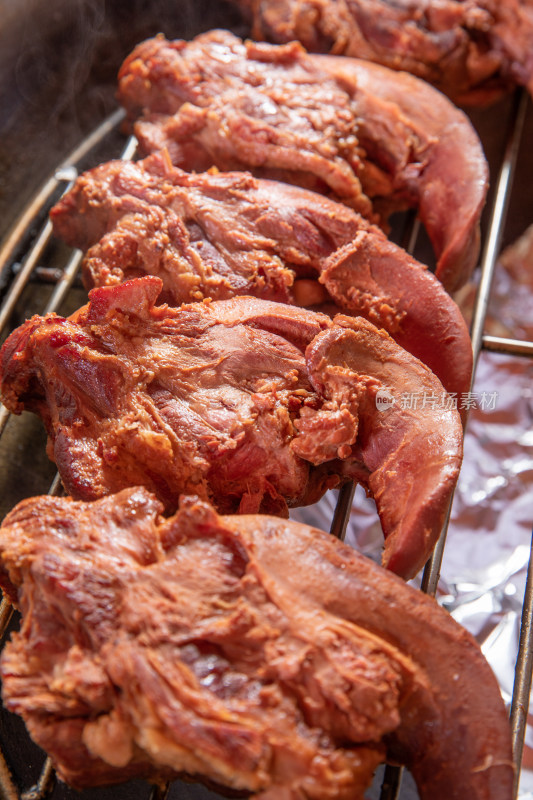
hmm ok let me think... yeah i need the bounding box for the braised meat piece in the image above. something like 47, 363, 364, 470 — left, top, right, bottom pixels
117, 29, 489, 291
0, 489, 514, 798
0, 277, 463, 578
235, 0, 533, 107
50, 151, 473, 400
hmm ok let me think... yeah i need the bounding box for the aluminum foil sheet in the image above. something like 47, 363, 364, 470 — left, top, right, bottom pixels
290, 226, 533, 798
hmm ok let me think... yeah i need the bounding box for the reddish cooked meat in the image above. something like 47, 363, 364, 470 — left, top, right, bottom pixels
50, 152, 473, 400
0, 489, 514, 798
301, 318, 462, 576
235, 0, 533, 107
117, 29, 489, 292
0, 277, 463, 578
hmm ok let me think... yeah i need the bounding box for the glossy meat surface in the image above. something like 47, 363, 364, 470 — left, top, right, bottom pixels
235, 0, 533, 106
302, 318, 463, 576
0, 278, 463, 578
50, 152, 473, 399
0, 489, 514, 798
117, 29, 489, 291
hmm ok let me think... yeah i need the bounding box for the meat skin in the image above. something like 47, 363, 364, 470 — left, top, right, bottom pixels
0, 489, 514, 798
117, 29, 489, 291
50, 152, 473, 400
235, 0, 533, 106
301, 317, 463, 576
0, 277, 463, 578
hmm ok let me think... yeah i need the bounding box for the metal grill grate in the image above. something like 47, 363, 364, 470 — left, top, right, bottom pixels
0, 87, 531, 800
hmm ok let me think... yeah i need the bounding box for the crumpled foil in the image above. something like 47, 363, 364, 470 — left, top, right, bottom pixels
290, 228, 533, 798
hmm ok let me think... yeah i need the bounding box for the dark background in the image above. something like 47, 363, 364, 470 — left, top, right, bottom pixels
0, 0, 247, 244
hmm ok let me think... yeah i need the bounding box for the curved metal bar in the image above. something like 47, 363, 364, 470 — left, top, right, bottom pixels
0, 218, 56, 334
469, 89, 529, 373
510, 532, 533, 798
379, 764, 404, 800
0, 597, 14, 641
0, 747, 19, 800
20, 758, 55, 800
0, 108, 125, 277
42, 249, 84, 316
330, 482, 356, 541
148, 782, 170, 800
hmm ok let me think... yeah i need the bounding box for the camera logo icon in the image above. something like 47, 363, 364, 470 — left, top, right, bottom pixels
375, 388, 395, 412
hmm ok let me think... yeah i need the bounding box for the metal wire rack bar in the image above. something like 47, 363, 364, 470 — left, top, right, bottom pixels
469, 89, 530, 372
0, 109, 125, 280
511, 531, 533, 798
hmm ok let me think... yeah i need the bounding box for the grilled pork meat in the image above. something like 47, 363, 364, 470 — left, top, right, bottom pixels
235, 0, 533, 107
0, 277, 463, 578
0, 488, 514, 798
117, 29, 489, 292
50, 152, 473, 400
